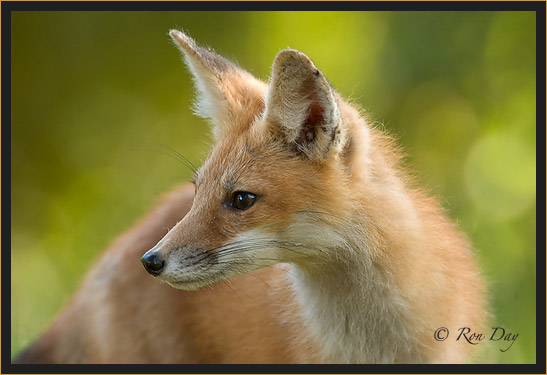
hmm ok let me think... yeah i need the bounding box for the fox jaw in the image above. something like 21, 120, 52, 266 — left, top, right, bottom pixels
142, 30, 374, 291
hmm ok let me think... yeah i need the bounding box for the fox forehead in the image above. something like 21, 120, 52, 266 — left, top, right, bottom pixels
196, 136, 260, 189
195, 121, 294, 188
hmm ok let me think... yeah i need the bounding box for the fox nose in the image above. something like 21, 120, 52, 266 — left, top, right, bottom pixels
141, 251, 165, 276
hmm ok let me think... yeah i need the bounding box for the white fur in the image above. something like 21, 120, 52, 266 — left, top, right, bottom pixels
169, 29, 230, 139
185, 58, 228, 134
279, 214, 423, 364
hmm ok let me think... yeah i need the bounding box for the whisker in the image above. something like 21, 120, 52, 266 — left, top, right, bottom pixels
211, 260, 308, 283
215, 257, 281, 263
242, 271, 273, 289
215, 258, 322, 268
191, 237, 329, 267
216, 240, 326, 259
135, 142, 198, 173
227, 238, 325, 253
220, 279, 246, 305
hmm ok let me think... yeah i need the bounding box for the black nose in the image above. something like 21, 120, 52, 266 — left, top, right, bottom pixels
141, 251, 165, 276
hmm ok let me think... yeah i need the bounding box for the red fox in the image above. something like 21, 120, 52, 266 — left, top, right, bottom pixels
15, 30, 486, 364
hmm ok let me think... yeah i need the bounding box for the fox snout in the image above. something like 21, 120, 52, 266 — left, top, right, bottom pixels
140, 240, 228, 291
141, 249, 165, 276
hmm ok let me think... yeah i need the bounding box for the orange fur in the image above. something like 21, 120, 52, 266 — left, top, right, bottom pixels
15, 30, 486, 364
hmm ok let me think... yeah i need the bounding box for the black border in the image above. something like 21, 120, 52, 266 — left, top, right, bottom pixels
0, 1, 545, 11
3, 363, 545, 374
2, 1, 545, 374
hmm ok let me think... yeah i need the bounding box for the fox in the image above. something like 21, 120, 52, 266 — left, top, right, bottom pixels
14, 30, 487, 364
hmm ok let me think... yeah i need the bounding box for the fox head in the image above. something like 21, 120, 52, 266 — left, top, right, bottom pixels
141, 30, 373, 290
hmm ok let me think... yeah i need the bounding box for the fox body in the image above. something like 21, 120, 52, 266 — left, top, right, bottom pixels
15, 30, 486, 364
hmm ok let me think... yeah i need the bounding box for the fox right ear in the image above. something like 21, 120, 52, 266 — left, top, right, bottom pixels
263, 49, 346, 160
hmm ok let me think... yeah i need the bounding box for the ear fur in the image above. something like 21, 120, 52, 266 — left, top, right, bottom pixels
264, 49, 345, 159
169, 30, 265, 138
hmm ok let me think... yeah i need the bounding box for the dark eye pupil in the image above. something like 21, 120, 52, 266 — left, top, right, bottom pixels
233, 192, 256, 210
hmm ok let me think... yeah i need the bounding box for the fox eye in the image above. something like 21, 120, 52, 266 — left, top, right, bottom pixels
231, 191, 257, 211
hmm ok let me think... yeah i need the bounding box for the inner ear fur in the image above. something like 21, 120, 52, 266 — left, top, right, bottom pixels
264, 49, 345, 160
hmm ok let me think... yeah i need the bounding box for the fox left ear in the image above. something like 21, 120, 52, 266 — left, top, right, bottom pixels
264, 49, 345, 160
170, 30, 265, 139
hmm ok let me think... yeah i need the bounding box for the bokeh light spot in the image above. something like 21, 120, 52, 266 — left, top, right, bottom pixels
464, 132, 535, 222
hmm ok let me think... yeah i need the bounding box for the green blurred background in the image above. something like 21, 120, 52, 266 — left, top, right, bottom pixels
11, 11, 536, 363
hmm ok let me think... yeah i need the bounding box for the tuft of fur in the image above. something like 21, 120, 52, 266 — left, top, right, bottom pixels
15, 31, 487, 364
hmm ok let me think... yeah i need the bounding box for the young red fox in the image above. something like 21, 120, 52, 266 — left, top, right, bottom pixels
15, 30, 486, 364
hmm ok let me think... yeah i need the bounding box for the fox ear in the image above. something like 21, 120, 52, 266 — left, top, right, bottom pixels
169, 30, 264, 138
264, 49, 344, 159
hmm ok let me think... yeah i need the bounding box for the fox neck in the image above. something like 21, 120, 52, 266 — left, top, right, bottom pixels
288, 241, 421, 364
